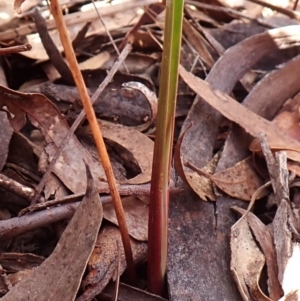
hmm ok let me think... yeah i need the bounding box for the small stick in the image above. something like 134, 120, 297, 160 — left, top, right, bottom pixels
49, 0, 136, 285
91, 0, 129, 73
0, 173, 35, 201
21, 185, 183, 216
246, 0, 300, 21
0, 44, 31, 55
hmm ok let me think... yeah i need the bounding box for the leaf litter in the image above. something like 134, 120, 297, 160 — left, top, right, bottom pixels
3, 0, 300, 300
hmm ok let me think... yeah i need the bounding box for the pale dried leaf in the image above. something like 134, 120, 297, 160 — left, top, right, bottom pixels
103, 196, 148, 241
231, 219, 269, 301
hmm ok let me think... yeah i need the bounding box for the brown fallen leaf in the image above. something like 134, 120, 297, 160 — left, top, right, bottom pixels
77, 226, 147, 301
174, 124, 218, 201
231, 218, 270, 301
179, 65, 300, 163
250, 95, 300, 161
103, 196, 148, 241
0, 164, 103, 301
0, 85, 106, 194
182, 18, 214, 69
78, 121, 154, 185
188, 157, 266, 202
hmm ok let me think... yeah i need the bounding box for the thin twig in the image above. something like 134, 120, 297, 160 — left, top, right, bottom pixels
0, 173, 35, 201
0, 44, 31, 55
91, 0, 129, 73
247, 0, 300, 21
49, 0, 136, 285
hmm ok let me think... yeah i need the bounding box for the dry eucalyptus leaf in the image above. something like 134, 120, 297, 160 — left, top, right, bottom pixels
188, 156, 267, 201
77, 226, 147, 301
1, 164, 103, 301
79, 121, 154, 184
179, 65, 300, 163
212, 157, 266, 201
174, 124, 217, 201
0, 85, 106, 194
231, 218, 269, 301
232, 207, 282, 301
103, 196, 148, 241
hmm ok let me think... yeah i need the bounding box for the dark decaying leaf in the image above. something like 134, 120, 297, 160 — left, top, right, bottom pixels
0, 85, 106, 194
0, 112, 13, 171
0, 253, 44, 273
77, 226, 147, 301
1, 164, 103, 301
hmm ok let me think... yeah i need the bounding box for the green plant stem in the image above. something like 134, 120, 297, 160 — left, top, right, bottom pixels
147, 0, 184, 296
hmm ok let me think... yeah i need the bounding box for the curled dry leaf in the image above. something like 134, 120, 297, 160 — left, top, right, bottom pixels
232, 207, 282, 301
77, 226, 147, 301
1, 164, 103, 301
231, 218, 270, 301
103, 196, 148, 241
179, 65, 300, 163
121, 81, 157, 132
79, 120, 154, 184
174, 124, 217, 201
0, 85, 106, 194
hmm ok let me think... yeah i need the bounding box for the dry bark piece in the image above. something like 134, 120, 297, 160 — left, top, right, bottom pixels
0, 164, 103, 301
0, 112, 13, 171
77, 226, 147, 301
